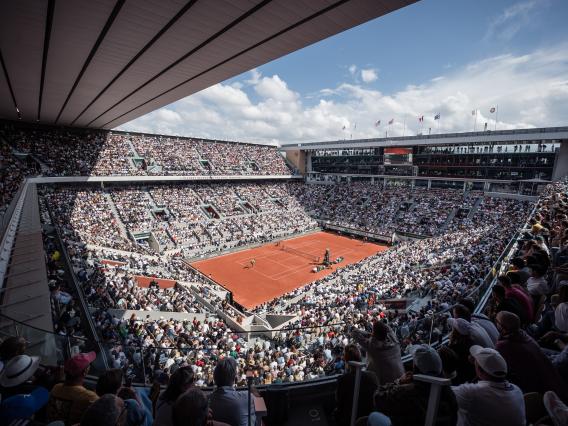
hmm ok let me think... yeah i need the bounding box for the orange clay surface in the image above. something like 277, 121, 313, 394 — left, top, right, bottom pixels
191, 231, 388, 309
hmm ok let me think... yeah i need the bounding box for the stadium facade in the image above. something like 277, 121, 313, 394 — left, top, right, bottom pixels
282, 126, 568, 191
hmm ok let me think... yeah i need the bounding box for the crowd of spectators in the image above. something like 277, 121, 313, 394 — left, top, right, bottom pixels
290, 183, 492, 237
45, 183, 317, 256
3, 180, 568, 425
39, 180, 541, 389
1, 124, 291, 177
0, 141, 38, 223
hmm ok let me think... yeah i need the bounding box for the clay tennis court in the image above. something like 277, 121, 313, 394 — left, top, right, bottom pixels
191, 231, 388, 309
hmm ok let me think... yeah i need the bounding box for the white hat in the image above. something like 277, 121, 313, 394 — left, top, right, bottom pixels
409, 345, 442, 376
0, 355, 41, 387
469, 345, 507, 378
447, 318, 471, 335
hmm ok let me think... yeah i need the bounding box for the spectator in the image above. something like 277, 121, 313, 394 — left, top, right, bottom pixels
458, 298, 498, 345
498, 274, 534, 322
0, 386, 49, 425
96, 368, 123, 396
47, 351, 99, 425
446, 318, 476, 385
172, 388, 230, 426
80, 394, 126, 426
0, 354, 42, 400
117, 386, 153, 426
555, 284, 568, 333
526, 264, 549, 297
0, 337, 27, 363
374, 344, 456, 425
450, 306, 494, 348
154, 366, 195, 426
508, 257, 530, 285
334, 344, 377, 426
543, 390, 568, 426
490, 285, 528, 325
495, 311, 568, 399
451, 345, 525, 426
351, 321, 404, 385
209, 357, 255, 426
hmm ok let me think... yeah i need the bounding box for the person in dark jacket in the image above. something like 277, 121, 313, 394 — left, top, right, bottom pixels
373, 345, 457, 426
495, 311, 568, 401
351, 321, 404, 385
335, 344, 377, 426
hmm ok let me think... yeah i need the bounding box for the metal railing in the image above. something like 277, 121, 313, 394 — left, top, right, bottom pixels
45, 200, 110, 370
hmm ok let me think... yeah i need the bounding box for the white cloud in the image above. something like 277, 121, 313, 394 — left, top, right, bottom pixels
485, 0, 548, 41
245, 68, 261, 85
119, 43, 568, 145
348, 64, 357, 76
361, 68, 378, 83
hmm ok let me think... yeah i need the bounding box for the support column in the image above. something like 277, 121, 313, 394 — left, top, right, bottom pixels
552, 140, 568, 181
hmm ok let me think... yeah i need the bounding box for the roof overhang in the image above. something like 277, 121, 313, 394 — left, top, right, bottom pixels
0, 0, 417, 129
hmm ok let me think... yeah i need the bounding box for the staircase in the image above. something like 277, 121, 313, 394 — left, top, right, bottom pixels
467, 197, 484, 219
127, 139, 139, 157
440, 207, 458, 231
103, 192, 130, 240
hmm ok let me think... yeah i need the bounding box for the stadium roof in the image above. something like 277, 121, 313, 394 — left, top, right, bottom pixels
0, 0, 415, 129
279, 126, 568, 150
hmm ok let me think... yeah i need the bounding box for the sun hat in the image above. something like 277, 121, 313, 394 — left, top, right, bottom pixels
469, 345, 507, 378
409, 344, 442, 376
0, 355, 41, 387
447, 317, 471, 335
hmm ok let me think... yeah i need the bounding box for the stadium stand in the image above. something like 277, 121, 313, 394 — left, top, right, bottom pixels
1, 123, 568, 426
0, 123, 292, 177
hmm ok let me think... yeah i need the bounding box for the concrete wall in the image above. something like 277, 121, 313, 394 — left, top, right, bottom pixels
553, 141, 568, 181
285, 149, 306, 174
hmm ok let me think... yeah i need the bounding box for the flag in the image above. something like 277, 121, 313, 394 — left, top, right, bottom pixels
374, 120, 381, 127
484, 122, 488, 130
490, 107, 496, 113
388, 119, 394, 125
434, 113, 440, 120
418, 116, 424, 122
342, 125, 346, 130
471, 110, 476, 116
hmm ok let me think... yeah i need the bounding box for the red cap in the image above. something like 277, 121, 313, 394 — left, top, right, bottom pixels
64, 352, 96, 376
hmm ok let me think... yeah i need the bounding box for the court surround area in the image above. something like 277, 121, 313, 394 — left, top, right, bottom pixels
191, 231, 388, 309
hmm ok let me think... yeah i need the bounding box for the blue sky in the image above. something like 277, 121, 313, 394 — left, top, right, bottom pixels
120, 0, 568, 144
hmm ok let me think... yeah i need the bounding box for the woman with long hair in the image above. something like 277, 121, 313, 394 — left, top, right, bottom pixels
154, 366, 195, 426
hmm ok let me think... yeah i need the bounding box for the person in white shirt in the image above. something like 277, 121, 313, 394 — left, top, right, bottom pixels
452, 345, 525, 426
526, 264, 549, 296
554, 285, 568, 332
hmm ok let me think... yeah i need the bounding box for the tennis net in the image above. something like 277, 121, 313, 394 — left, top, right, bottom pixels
278, 243, 320, 263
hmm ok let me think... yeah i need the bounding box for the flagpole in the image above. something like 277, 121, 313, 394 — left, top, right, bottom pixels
473, 110, 477, 132
495, 105, 499, 131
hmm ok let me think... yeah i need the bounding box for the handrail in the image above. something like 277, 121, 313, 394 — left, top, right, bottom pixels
0, 180, 28, 287
0, 181, 25, 241
44, 199, 110, 370
399, 201, 538, 362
